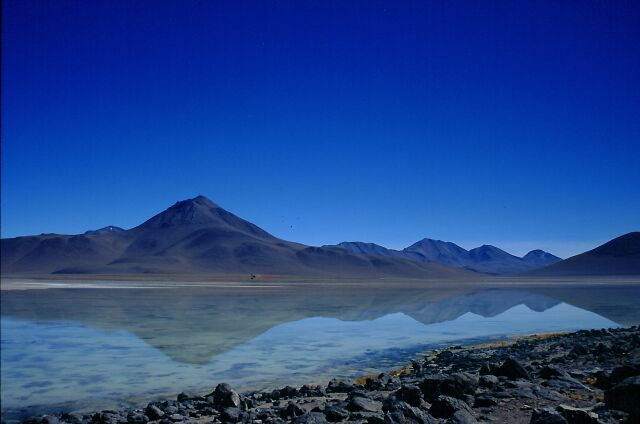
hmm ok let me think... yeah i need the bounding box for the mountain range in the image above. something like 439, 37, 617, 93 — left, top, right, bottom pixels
1, 195, 638, 277
323, 239, 561, 274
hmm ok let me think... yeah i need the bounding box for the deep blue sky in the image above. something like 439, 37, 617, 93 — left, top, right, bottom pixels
2, 0, 639, 257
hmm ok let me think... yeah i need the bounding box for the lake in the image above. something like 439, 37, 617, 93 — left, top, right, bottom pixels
1, 280, 639, 421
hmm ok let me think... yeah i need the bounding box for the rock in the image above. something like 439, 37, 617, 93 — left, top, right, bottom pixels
530, 407, 568, 424
604, 375, 640, 417
479, 364, 498, 375
446, 373, 479, 396
473, 395, 498, 407
448, 409, 477, 424
384, 401, 437, 424
420, 372, 478, 402
323, 405, 349, 422
126, 413, 148, 424
326, 379, 354, 393
395, 384, 423, 407
220, 407, 240, 422
167, 414, 185, 422
280, 401, 305, 419
299, 384, 325, 397
293, 412, 329, 424
420, 374, 447, 402
211, 383, 241, 409
429, 396, 472, 419
176, 391, 202, 402
346, 397, 382, 413
478, 375, 498, 389
495, 358, 531, 380
540, 365, 570, 379
279, 386, 300, 398
609, 364, 640, 385
556, 404, 599, 424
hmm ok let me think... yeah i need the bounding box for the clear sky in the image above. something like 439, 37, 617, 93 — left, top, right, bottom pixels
2, 0, 639, 258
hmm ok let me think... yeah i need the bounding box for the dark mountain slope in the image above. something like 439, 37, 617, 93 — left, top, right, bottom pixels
529, 232, 640, 276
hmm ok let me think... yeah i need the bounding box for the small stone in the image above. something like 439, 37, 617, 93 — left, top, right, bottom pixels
448, 409, 477, 424
556, 404, 599, 424
293, 412, 329, 424
221, 407, 240, 422
323, 405, 349, 422
530, 407, 568, 424
479, 375, 498, 389
347, 397, 383, 413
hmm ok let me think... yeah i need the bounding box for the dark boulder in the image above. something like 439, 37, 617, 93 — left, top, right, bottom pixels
394, 384, 423, 407
420, 372, 478, 402
555, 405, 599, 423
278, 385, 300, 398
144, 404, 164, 421
126, 413, 148, 424
605, 375, 640, 417
448, 409, 477, 424
478, 375, 498, 389
429, 396, 472, 419
540, 365, 570, 379
530, 407, 568, 424
220, 407, 240, 422
609, 364, 640, 385
346, 396, 382, 413
299, 384, 325, 397
210, 383, 241, 409
293, 413, 329, 424
473, 395, 498, 408
494, 358, 531, 380
279, 402, 305, 419
326, 379, 355, 393
384, 401, 437, 424
323, 405, 349, 422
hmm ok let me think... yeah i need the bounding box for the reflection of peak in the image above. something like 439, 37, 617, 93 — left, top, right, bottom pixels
0, 286, 592, 366
403, 289, 561, 325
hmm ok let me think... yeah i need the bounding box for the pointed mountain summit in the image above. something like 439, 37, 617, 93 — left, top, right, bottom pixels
84, 226, 125, 235
522, 249, 562, 267
403, 238, 470, 267
133, 195, 273, 239
530, 232, 640, 276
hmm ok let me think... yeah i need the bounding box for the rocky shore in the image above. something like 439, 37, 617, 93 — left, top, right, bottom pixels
18, 327, 640, 424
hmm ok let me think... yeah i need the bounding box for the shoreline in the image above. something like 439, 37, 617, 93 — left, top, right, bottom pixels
3, 276, 640, 292
8, 327, 640, 424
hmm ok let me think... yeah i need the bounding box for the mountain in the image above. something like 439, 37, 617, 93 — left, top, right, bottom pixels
322, 242, 405, 258
529, 232, 640, 276
0, 196, 470, 279
403, 238, 470, 267
364, 238, 560, 274
84, 226, 125, 235
466, 245, 535, 274
522, 249, 562, 267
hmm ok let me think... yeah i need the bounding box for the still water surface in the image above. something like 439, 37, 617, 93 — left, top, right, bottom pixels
1, 282, 639, 420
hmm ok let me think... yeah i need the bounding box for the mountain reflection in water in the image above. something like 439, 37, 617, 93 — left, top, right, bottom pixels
1, 283, 639, 419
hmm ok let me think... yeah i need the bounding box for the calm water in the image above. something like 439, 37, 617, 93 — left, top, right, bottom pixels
1, 282, 639, 420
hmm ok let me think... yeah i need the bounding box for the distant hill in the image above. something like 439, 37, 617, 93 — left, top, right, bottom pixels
328, 238, 561, 275
528, 232, 640, 276
0, 196, 469, 279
